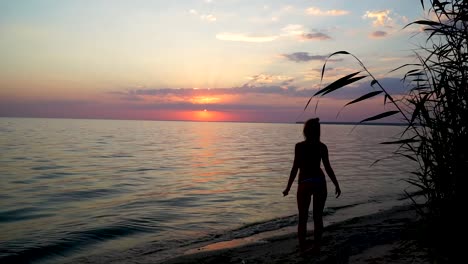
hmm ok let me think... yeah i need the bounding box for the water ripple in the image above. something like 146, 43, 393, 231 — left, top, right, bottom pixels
0, 118, 415, 263
0, 207, 54, 223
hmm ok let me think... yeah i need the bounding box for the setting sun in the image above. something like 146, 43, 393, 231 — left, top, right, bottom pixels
195, 109, 213, 121
192, 109, 227, 122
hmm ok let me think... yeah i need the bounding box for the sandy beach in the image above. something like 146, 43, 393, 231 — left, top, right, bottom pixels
158, 205, 429, 264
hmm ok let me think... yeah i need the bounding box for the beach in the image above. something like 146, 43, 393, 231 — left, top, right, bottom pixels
159, 205, 428, 264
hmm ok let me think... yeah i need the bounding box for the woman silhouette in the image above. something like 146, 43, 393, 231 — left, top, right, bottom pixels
283, 118, 341, 252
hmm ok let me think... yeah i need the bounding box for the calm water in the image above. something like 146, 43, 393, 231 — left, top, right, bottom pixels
0, 118, 415, 263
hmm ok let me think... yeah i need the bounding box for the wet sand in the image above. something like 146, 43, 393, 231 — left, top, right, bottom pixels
159, 205, 429, 264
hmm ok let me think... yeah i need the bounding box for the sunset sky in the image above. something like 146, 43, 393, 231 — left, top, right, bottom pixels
0, 0, 428, 123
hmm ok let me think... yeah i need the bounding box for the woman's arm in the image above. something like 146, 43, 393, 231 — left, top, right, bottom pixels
321, 143, 341, 198
283, 144, 299, 196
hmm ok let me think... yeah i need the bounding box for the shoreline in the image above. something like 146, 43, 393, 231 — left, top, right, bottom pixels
56, 200, 423, 264
156, 205, 428, 264
58, 202, 429, 264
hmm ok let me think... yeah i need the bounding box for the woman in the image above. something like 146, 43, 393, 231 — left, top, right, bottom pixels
283, 118, 341, 252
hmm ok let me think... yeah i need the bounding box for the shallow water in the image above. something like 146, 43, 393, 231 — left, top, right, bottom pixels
0, 118, 415, 263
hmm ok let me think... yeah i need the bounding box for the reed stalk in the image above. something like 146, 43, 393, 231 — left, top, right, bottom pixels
305, 1, 467, 261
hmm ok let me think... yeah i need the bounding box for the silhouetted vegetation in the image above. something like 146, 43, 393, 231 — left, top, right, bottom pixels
305, 1, 466, 262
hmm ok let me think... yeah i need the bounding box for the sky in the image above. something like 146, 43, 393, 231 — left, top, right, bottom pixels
0, 0, 428, 123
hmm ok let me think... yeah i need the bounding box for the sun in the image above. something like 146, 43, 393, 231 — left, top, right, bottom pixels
192, 109, 223, 121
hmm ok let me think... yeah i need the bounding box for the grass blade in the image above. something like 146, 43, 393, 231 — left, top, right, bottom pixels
381, 138, 419, 144
322, 76, 367, 96
344, 91, 383, 107
403, 20, 443, 29
320, 51, 351, 81
303, 97, 313, 111
314, 71, 363, 96
359, 110, 400, 123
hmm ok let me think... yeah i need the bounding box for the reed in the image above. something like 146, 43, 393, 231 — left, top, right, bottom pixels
306, 1, 466, 261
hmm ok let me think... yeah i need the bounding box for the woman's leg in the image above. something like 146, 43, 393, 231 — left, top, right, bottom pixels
312, 187, 327, 244
297, 184, 312, 246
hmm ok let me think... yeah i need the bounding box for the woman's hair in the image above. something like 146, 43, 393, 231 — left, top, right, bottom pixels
303, 118, 320, 142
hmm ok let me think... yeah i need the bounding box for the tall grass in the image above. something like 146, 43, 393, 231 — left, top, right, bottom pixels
306, 1, 466, 261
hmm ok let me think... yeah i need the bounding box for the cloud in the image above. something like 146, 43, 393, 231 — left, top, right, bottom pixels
201, 14, 217, 22
282, 24, 331, 41
216, 32, 278, 42
300, 32, 331, 40
282, 5, 294, 12
215, 25, 331, 44
282, 24, 306, 36
0, 99, 104, 119
379, 57, 404, 62
125, 86, 298, 97
304, 67, 356, 80
306, 7, 350, 16
114, 86, 309, 104
369, 30, 388, 38
363, 10, 392, 27
246, 74, 294, 85
363, 10, 411, 37
282, 52, 327, 62
189, 9, 217, 22
282, 52, 342, 63
320, 77, 408, 99
115, 77, 406, 102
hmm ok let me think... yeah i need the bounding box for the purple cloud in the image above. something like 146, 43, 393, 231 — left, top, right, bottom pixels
282, 52, 343, 63
122, 85, 308, 98
300, 32, 331, 40
370, 30, 388, 38
282, 52, 327, 62
116, 77, 407, 100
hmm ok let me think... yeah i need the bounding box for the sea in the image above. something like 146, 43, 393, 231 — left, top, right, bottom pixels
0, 118, 417, 263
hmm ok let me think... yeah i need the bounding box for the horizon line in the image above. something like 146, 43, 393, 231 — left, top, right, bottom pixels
0, 116, 406, 126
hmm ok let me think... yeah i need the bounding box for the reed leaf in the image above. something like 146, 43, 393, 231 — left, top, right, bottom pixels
321, 51, 351, 81
380, 138, 419, 145
345, 91, 383, 107
321, 76, 367, 96
303, 97, 313, 111
389, 63, 420, 73
404, 179, 428, 193
384, 94, 390, 105
336, 90, 383, 118
359, 110, 400, 123
314, 71, 362, 96
404, 20, 443, 29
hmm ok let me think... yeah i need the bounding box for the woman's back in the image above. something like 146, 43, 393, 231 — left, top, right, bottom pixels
295, 141, 325, 181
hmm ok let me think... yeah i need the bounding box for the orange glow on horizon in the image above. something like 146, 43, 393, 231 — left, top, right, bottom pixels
193, 109, 220, 121
191, 96, 221, 104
